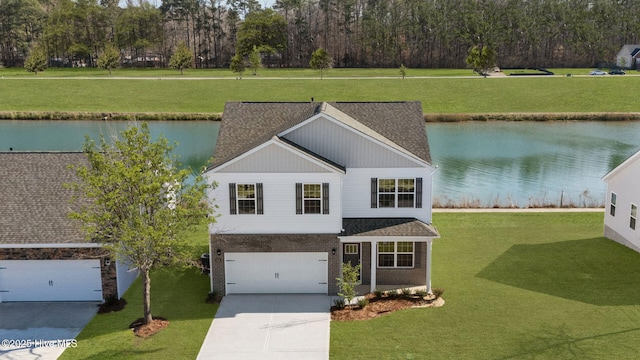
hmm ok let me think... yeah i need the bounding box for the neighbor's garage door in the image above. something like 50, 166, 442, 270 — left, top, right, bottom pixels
0, 260, 103, 302
225, 252, 328, 294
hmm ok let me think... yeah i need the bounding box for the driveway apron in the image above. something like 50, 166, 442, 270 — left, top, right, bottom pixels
197, 294, 331, 360
0, 302, 98, 360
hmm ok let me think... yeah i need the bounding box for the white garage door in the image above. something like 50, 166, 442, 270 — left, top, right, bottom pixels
225, 252, 328, 294
0, 260, 103, 302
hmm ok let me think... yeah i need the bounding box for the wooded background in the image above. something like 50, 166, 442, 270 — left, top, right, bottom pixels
2, 0, 638, 69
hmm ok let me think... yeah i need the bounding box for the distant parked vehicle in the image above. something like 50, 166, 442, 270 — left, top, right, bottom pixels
590, 69, 608, 75
609, 69, 626, 75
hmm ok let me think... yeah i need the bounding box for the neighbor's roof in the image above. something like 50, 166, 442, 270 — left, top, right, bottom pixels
340, 218, 440, 238
208, 101, 431, 170
0, 152, 90, 245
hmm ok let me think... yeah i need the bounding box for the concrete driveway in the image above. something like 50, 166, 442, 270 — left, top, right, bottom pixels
0, 302, 99, 360
197, 294, 332, 360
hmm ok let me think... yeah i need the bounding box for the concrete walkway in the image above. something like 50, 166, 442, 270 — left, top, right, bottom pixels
197, 295, 332, 360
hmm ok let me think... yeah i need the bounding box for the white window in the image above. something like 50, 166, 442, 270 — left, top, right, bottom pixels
372, 178, 421, 208
610, 192, 617, 216
296, 183, 329, 215
237, 184, 256, 214
377, 241, 414, 268
344, 244, 358, 254
229, 183, 263, 215
631, 204, 637, 230
303, 184, 322, 214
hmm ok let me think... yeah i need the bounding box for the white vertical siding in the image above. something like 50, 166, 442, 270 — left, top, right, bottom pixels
282, 116, 423, 168
604, 157, 640, 249
342, 168, 433, 223
207, 172, 343, 234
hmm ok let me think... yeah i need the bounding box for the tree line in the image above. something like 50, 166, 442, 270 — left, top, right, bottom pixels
2, 0, 639, 70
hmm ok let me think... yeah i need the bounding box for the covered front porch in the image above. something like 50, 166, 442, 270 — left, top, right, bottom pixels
338, 218, 440, 294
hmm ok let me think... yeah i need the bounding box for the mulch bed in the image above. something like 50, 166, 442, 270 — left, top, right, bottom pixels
129, 317, 169, 337
331, 293, 445, 321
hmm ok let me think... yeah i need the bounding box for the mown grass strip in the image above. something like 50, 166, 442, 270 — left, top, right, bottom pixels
2, 76, 640, 114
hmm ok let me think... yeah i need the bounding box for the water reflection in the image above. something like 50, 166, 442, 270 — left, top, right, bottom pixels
0, 120, 219, 173
427, 121, 640, 207
1, 120, 638, 208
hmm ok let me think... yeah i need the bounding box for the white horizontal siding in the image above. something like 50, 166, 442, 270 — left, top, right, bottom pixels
282, 116, 422, 168
342, 168, 433, 223
207, 172, 343, 234
604, 157, 640, 249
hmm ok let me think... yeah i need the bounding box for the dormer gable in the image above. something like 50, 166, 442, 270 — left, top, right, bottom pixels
211, 136, 346, 174
279, 103, 432, 169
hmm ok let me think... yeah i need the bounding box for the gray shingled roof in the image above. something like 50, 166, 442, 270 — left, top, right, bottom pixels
340, 218, 439, 237
209, 101, 431, 169
0, 152, 90, 245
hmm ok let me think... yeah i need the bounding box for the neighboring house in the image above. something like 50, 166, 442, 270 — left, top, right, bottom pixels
204, 102, 440, 296
616, 45, 640, 69
0, 152, 138, 302
603, 149, 640, 252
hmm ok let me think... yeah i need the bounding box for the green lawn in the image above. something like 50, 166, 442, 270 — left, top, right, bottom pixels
331, 212, 640, 360
1, 69, 639, 114
60, 213, 640, 359
60, 225, 213, 360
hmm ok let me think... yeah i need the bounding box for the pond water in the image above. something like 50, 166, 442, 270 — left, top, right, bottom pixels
427, 121, 640, 207
1, 120, 639, 208
0, 120, 219, 173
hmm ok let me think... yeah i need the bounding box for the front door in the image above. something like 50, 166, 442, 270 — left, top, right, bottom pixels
342, 243, 361, 283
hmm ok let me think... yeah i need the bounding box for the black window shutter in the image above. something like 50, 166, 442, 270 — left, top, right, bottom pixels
256, 183, 264, 214
322, 183, 330, 214
229, 183, 237, 215
416, 177, 423, 208
295, 183, 303, 214
371, 178, 378, 208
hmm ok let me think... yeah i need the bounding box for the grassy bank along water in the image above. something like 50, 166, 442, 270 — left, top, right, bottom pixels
1, 111, 639, 122
0, 111, 221, 121
2, 76, 640, 113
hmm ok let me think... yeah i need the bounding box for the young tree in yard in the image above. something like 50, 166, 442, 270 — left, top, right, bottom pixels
68, 123, 213, 326
97, 44, 121, 75
248, 46, 262, 75
24, 44, 48, 74
399, 64, 407, 79
337, 262, 361, 308
466, 45, 497, 76
230, 53, 246, 78
169, 42, 193, 75
309, 47, 333, 79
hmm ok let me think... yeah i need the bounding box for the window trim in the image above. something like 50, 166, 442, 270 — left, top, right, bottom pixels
303, 183, 322, 214
371, 178, 422, 209
610, 192, 617, 217
296, 182, 329, 215
631, 203, 637, 230
230, 182, 263, 215
377, 241, 414, 269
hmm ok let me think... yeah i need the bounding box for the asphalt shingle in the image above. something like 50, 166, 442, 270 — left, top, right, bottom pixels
0, 152, 89, 244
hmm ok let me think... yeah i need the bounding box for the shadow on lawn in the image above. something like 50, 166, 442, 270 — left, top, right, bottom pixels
476, 237, 640, 305
499, 324, 640, 359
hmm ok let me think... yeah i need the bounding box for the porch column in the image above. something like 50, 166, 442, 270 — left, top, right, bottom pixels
426, 239, 433, 294
370, 240, 377, 293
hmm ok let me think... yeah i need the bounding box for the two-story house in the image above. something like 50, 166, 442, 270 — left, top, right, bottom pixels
603, 149, 640, 252
204, 102, 440, 295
